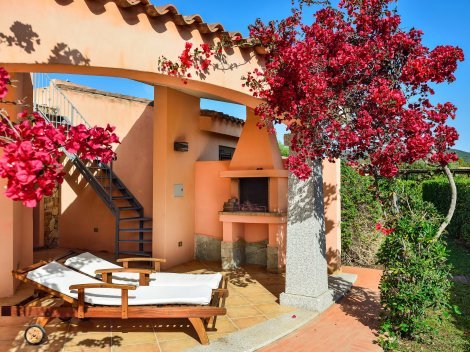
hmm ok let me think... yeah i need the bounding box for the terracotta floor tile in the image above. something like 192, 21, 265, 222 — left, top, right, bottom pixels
227, 305, 264, 319
205, 316, 238, 335
158, 338, 199, 352
225, 294, 251, 307
255, 303, 295, 316
63, 331, 114, 349
237, 285, 272, 296
112, 329, 157, 346
244, 293, 279, 304
230, 315, 268, 330
0, 326, 25, 341
109, 319, 156, 330
8, 340, 65, 352
63, 347, 112, 352
153, 319, 198, 342
111, 342, 160, 352
261, 266, 383, 352
0, 317, 33, 327
68, 318, 112, 333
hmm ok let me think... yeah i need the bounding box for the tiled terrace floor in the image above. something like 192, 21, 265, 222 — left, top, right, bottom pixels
0, 248, 294, 352
261, 266, 383, 352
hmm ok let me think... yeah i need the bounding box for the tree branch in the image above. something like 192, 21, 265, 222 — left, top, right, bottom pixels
435, 165, 457, 240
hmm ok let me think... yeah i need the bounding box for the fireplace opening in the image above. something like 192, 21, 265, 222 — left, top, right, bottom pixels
239, 178, 269, 212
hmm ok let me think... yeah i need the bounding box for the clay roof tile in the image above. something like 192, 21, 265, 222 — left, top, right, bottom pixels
200, 109, 245, 126
90, 0, 264, 54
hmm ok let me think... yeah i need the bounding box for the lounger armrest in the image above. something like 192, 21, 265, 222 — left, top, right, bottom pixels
95, 268, 155, 275
95, 268, 155, 286
69, 283, 137, 290
117, 257, 167, 271
69, 283, 135, 319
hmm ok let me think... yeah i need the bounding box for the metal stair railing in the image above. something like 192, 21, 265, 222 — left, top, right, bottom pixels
32, 73, 91, 129
31, 73, 117, 212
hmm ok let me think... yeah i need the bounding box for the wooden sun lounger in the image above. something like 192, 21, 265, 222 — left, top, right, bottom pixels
0, 260, 229, 346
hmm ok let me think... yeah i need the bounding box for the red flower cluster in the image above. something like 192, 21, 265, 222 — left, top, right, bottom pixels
242, 0, 463, 179
65, 124, 119, 164
0, 77, 120, 207
375, 223, 394, 236
0, 67, 10, 99
157, 34, 244, 82
158, 0, 463, 181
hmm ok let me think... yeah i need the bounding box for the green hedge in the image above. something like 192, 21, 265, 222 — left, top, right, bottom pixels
422, 177, 470, 245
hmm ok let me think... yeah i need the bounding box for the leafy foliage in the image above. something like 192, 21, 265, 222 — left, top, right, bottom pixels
450, 148, 470, 165
377, 181, 455, 350
340, 162, 384, 266
423, 177, 470, 247
278, 142, 289, 157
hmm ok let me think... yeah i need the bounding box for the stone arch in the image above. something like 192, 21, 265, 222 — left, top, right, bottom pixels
0, 0, 265, 107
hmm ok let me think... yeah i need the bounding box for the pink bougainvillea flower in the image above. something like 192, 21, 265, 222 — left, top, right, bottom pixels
0, 67, 10, 99
159, 0, 463, 180
0, 86, 120, 207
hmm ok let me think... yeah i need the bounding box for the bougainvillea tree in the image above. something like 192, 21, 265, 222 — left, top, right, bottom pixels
0, 67, 119, 207
158, 0, 463, 238
158, 0, 464, 345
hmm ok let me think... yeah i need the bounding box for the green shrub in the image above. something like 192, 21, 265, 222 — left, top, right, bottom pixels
422, 177, 470, 246
377, 180, 455, 350
340, 162, 384, 266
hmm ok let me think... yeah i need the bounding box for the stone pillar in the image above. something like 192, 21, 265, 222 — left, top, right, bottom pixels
221, 222, 245, 269
267, 223, 286, 273
44, 187, 60, 248
221, 241, 245, 270
280, 161, 331, 312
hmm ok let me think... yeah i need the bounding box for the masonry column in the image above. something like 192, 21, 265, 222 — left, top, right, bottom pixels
152, 86, 169, 264
323, 160, 342, 274
0, 172, 15, 297
280, 161, 331, 312
152, 86, 200, 268
0, 73, 34, 297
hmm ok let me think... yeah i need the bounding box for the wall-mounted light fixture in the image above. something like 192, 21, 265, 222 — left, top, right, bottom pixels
174, 141, 189, 152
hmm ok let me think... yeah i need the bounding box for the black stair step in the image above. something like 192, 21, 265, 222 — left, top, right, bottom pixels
119, 228, 153, 233
103, 186, 126, 190
118, 206, 142, 211
119, 217, 153, 222
118, 251, 152, 257
118, 239, 152, 244
112, 196, 133, 200
96, 176, 116, 180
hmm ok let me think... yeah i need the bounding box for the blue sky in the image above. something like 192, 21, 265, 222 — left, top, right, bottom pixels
50, 0, 470, 151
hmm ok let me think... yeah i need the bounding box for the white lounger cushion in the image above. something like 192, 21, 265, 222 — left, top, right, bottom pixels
27, 262, 213, 306
65, 252, 222, 289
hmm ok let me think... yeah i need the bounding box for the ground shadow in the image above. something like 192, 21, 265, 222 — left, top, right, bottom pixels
338, 285, 381, 333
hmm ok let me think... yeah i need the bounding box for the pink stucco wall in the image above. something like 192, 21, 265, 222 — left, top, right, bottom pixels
195, 161, 231, 240
153, 87, 240, 268
323, 160, 342, 273
57, 83, 154, 253
54, 82, 240, 256
0, 73, 34, 297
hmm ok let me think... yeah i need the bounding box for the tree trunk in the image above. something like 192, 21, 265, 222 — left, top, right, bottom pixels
435, 165, 457, 240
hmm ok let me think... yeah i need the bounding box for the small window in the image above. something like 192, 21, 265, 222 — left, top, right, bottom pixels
219, 146, 235, 161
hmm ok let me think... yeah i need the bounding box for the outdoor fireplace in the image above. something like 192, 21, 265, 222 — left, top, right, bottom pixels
239, 178, 269, 212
